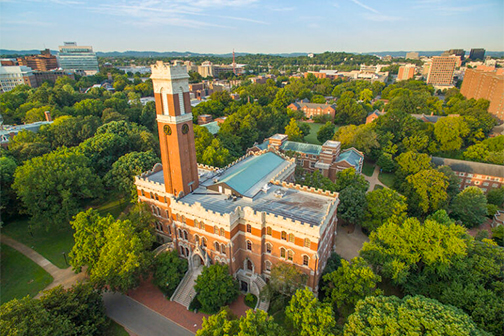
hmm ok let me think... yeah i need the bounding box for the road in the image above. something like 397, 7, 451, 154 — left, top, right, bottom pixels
103, 292, 194, 336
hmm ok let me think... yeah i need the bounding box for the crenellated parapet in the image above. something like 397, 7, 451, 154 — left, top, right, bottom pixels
197, 163, 219, 171
269, 180, 339, 198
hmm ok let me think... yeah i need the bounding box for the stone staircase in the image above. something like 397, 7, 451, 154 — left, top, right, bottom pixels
251, 275, 269, 311
171, 266, 203, 309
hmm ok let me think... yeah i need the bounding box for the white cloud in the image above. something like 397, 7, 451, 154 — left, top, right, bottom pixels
349, 0, 379, 14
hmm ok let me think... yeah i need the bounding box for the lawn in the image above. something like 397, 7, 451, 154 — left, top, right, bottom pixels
103, 319, 130, 336
378, 172, 396, 188
0, 244, 53, 304
362, 160, 375, 177
302, 122, 324, 145
1, 196, 127, 269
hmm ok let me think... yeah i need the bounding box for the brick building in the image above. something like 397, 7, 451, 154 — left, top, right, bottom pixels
426, 56, 458, 86
134, 62, 340, 307
460, 67, 504, 122
17, 49, 58, 71
431, 157, 503, 194
287, 101, 336, 119
33, 70, 75, 85
248, 134, 364, 182
397, 65, 416, 81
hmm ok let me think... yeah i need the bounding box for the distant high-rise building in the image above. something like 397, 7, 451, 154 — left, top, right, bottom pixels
469, 48, 485, 60
0, 65, 37, 93
442, 49, 465, 58
426, 56, 458, 86
397, 65, 416, 81
57, 42, 99, 75
461, 67, 504, 122
17, 49, 58, 71
405, 52, 419, 60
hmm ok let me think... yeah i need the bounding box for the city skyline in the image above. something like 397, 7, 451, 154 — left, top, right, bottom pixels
1, 0, 503, 54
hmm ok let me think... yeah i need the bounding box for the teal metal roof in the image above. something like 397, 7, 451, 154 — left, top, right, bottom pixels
281, 141, 322, 155
201, 121, 220, 135
256, 140, 269, 150
218, 152, 285, 196
337, 149, 363, 171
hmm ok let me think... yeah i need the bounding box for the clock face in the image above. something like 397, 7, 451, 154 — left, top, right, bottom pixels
182, 123, 189, 134
163, 125, 172, 135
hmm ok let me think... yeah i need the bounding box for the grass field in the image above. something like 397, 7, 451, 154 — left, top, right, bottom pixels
378, 172, 396, 188
0, 244, 53, 304
103, 319, 130, 336
301, 122, 340, 145
2, 196, 127, 269
362, 161, 375, 177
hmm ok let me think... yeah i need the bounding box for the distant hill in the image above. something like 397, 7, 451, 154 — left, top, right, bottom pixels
1, 49, 503, 58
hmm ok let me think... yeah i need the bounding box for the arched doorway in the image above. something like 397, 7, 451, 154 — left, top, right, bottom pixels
192, 254, 204, 267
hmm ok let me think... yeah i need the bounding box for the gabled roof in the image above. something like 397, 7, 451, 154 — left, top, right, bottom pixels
431, 156, 504, 178
200, 121, 220, 135
281, 141, 322, 155
216, 152, 287, 197
336, 148, 364, 171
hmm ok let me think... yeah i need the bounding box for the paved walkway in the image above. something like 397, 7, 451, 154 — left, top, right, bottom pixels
363, 165, 386, 192
0, 234, 87, 297
334, 224, 369, 260
104, 292, 193, 336
128, 278, 250, 334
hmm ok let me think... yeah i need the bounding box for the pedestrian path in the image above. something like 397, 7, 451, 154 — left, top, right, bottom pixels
0, 234, 87, 297
363, 165, 387, 192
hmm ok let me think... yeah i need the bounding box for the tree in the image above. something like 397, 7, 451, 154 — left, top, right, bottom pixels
333, 124, 379, 156
194, 126, 233, 167
362, 188, 407, 232
437, 165, 461, 200
152, 250, 188, 296
196, 308, 239, 336
194, 264, 239, 314
376, 152, 395, 172
337, 186, 367, 224
335, 98, 367, 125
323, 258, 382, 315
8, 129, 51, 162
285, 118, 304, 142
261, 263, 307, 300
395, 151, 432, 181
0, 156, 18, 222
78, 132, 129, 174
451, 187, 488, 228
404, 169, 449, 215
104, 151, 159, 200
44, 115, 102, 149
285, 287, 336, 336
12, 148, 102, 229
334, 168, 369, 192
361, 217, 467, 286
299, 170, 336, 191
434, 116, 469, 152
89, 218, 154, 292
23, 105, 54, 123
316, 121, 335, 144
487, 186, 504, 207
311, 94, 326, 104
237, 309, 286, 336
344, 295, 487, 336
73, 99, 105, 117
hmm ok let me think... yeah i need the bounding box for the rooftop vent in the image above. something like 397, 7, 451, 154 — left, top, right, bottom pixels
274, 189, 286, 199
262, 183, 271, 193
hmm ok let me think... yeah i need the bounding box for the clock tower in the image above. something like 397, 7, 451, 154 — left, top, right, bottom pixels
151, 61, 199, 197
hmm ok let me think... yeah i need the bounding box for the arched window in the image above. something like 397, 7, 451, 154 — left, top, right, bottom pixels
214, 226, 219, 234
214, 241, 220, 251
157, 207, 161, 216
180, 246, 185, 256
155, 222, 162, 231
221, 244, 226, 255
281, 231, 287, 240
154, 193, 158, 201
195, 235, 200, 244
246, 224, 251, 233
183, 230, 188, 240
265, 260, 272, 272
288, 233, 295, 243
304, 238, 311, 248
178, 229, 182, 238
150, 192, 154, 199
246, 240, 252, 251
266, 227, 272, 235
220, 228, 225, 237
246, 259, 253, 271
176, 214, 180, 222
287, 250, 293, 261
141, 189, 145, 197
199, 221, 205, 230
303, 255, 309, 266
194, 219, 198, 227
167, 225, 172, 235
151, 205, 157, 215
266, 243, 272, 254
280, 248, 286, 258
181, 215, 186, 223
202, 237, 207, 248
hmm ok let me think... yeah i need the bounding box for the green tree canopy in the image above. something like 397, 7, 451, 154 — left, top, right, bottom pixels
450, 187, 488, 228
285, 287, 336, 336
316, 121, 335, 144
261, 263, 308, 300
361, 217, 467, 286
152, 250, 188, 296
334, 168, 369, 192
323, 257, 382, 315
434, 116, 469, 152
12, 148, 102, 229
333, 124, 379, 156
194, 264, 239, 314
404, 169, 449, 215
337, 186, 367, 225
285, 118, 304, 142
362, 188, 407, 232
344, 295, 487, 336
0, 156, 18, 222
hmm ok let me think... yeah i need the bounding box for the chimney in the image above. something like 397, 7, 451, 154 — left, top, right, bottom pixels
44, 111, 52, 122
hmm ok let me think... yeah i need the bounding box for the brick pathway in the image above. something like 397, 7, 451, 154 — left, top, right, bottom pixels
127, 278, 251, 333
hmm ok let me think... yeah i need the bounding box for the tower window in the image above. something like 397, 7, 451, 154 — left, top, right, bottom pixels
287, 250, 293, 261
303, 255, 309, 266
281, 231, 287, 240
214, 226, 218, 234
304, 238, 311, 248
220, 228, 225, 237
221, 244, 226, 255
265, 260, 272, 272
266, 227, 272, 235
280, 248, 286, 258
246, 240, 252, 251
246, 224, 251, 233
288, 233, 295, 243
266, 243, 272, 254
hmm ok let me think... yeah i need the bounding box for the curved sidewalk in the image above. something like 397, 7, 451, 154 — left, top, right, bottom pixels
364, 165, 387, 192
0, 234, 87, 295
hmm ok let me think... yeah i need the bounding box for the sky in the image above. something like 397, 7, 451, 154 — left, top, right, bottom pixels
1, 0, 503, 54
